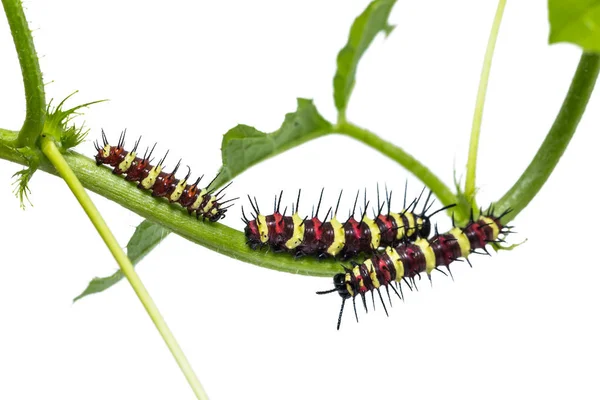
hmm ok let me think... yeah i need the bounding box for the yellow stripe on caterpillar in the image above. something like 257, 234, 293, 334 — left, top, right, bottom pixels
169, 179, 187, 202
415, 237, 436, 275
257, 214, 269, 243
364, 259, 380, 288
327, 217, 345, 256
403, 212, 416, 238
202, 195, 216, 215
141, 164, 162, 189
118, 151, 136, 173
190, 188, 207, 211
449, 227, 471, 258
363, 216, 381, 250
285, 213, 305, 249
345, 273, 355, 297
385, 247, 405, 280
481, 216, 500, 240
353, 267, 366, 291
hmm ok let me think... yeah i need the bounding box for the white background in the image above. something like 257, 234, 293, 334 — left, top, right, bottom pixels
1, 1, 599, 399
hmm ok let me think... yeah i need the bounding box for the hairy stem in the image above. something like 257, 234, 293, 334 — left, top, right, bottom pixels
464, 0, 507, 203
336, 121, 459, 213
39, 137, 209, 400
496, 52, 600, 221
1, 0, 46, 147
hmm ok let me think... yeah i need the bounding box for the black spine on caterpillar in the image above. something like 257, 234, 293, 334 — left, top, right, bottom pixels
243, 186, 455, 260
316, 207, 514, 329
93, 130, 236, 222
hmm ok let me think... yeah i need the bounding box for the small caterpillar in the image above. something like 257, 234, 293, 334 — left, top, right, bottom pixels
94, 130, 235, 222
316, 208, 513, 329
243, 186, 454, 260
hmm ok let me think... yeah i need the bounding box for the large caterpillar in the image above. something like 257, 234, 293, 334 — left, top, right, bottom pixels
94, 130, 235, 222
316, 208, 513, 329
243, 187, 454, 260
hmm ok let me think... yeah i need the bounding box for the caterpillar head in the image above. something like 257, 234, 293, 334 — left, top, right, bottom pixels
94, 142, 120, 166
418, 202, 456, 239
317, 273, 354, 330
418, 216, 432, 238
317, 273, 351, 299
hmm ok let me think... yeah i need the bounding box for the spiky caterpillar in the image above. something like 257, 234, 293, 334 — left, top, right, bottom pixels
243, 187, 454, 260
94, 130, 235, 222
316, 208, 513, 329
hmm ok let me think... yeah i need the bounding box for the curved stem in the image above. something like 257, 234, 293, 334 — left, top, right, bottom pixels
4, 46, 597, 279
1, 122, 458, 276
464, 0, 507, 203
336, 121, 459, 212
496, 52, 600, 222
0, 128, 345, 277
39, 137, 209, 400
2, 0, 46, 147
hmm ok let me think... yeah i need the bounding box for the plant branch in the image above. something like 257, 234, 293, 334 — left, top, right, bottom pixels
496, 52, 600, 221
2, 0, 46, 147
0, 128, 344, 277
464, 0, 507, 203
336, 121, 459, 213
1, 118, 458, 277
39, 136, 209, 400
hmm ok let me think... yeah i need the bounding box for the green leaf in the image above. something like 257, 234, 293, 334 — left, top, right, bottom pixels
73, 220, 170, 302
548, 0, 600, 51
214, 98, 333, 187
333, 0, 396, 118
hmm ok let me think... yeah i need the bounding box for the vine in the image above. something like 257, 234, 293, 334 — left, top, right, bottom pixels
1, 0, 599, 398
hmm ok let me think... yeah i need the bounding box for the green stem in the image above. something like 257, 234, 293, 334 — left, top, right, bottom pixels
464, 0, 507, 203
2, 0, 46, 147
39, 136, 209, 400
1, 120, 457, 277
337, 121, 459, 213
0, 128, 344, 277
496, 52, 600, 222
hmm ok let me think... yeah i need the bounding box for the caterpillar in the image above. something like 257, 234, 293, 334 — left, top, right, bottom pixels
243, 186, 454, 260
316, 208, 513, 329
94, 130, 235, 222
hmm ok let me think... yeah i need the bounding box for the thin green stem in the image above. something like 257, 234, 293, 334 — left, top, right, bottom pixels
496, 52, 600, 222
464, 0, 507, 203
336, 121, 459, 212
39, 137, 209, 400
2, 0, 46, 147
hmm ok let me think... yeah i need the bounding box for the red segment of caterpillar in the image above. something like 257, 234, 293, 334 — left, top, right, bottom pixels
316, 208, 514, 329
94, 130, 236, 222
243, 187, 454, 260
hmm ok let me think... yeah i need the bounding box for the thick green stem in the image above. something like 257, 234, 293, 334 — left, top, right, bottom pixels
1, 120, 457, 277
39, 136, 209, 400
0, 128, 344, 277
336, 121, 459, 212
2, 0, 46, 147
464, 0, 507, 203
496, 52, 600, 221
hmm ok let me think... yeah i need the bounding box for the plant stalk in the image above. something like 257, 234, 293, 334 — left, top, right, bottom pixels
496, 52, 600, 221
464, 0, 507, 203
39, 136, 209, 400
336, 121, 459, 213
1, 0, 46, 147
